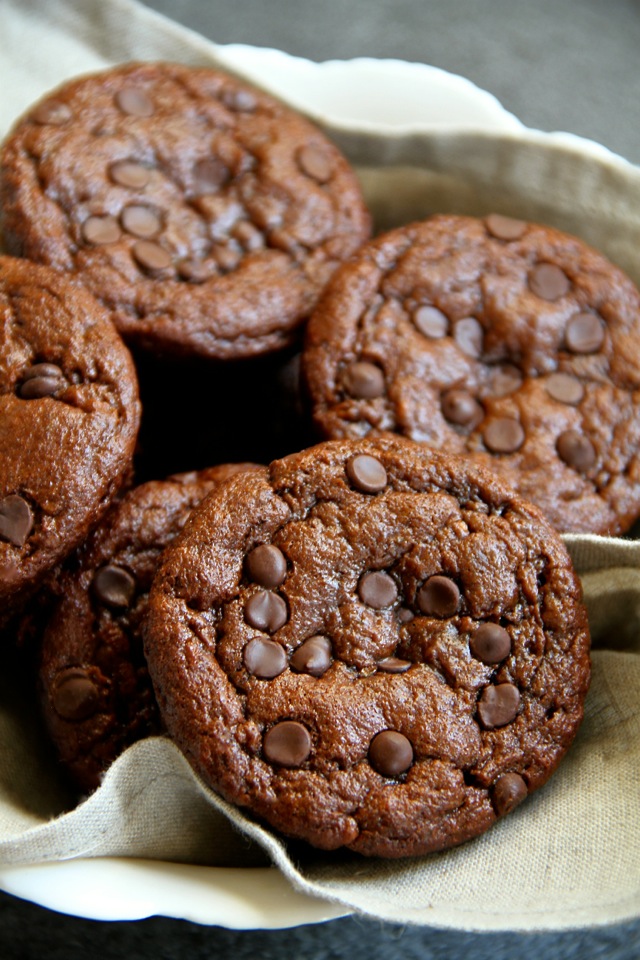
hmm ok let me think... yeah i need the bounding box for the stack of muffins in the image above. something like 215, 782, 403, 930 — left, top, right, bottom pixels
3, 59, 637, 859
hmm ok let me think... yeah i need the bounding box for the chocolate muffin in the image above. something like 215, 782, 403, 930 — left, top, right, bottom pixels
39, 463, 261, 792
0, 255, 139, 628
301, 213, 640, 534
144, 436, 590, 858
0, 61, 371, 361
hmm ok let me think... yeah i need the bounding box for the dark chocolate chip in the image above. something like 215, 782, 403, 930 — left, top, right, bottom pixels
546, 372, 584, 405
343, 362, 385, 399
115, 87, 154, 117
441, 389, 483, 427
109, 160, 151, 189
297, 144, 332, 182
565, 312, 605, 354
492, 772, 528, 816
32, 100, 72, 126
51, 668, 100, 721
377, 656, 411, 673
82, 215, 121, 245
528, 263, 570, 301
345, 454, 387, 493
0, 495, 33, 547
19, 363, 66, 399
93, 564, 136, 608
290, 635, 333, 676
132, 240, 172, 273
263, 720, 311, 766
245, 590, 288, 632
192, 157, 231, 194
243, 638, 287, 679
358, 571, 398, 609
398, 606, 415, 623
121, 205, 162, 239
487, 364, 523, 397
369, 730, 413, 777
454, 317, 483, 358
483, 418, 525, 454
246, 544, 287, 589
485, 213, 527, 241
413, 305, 448, 339
417, 575, 460, 618
477, 683, 520, 729
556, 430, 596, 471
470, 623, 511, 664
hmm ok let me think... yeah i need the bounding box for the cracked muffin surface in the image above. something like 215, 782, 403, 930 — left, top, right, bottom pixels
144, 435, 590, 858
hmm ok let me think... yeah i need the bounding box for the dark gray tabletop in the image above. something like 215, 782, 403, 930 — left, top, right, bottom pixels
2, 1, 640, 957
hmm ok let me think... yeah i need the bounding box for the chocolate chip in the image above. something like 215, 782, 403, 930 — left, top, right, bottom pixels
441, 389, 483, 427
93, 565, 136, 608
51, 668, 100, 721
492, 772, 528, 816
263, 720, 311, 766
454, 317, 483, 358
132, 240, 172, 273
243, 638, 287, 679
528, 263, 570, 301
413, 305, 448, 339
377, 656, 411, 673
32, 100, 72, 126
358, 571, 398, 609
345, 454, 387, 493
546, 372, 584, 405
297, 144, 332, 183
485, 213, 527, 241
177, 258, 212, 283
109, 160, 151, 189
192, 157, 230, 194
369, 730, 413, 777
343, 362, 385, 399
0, 495, 33, 547
477, 683, 520, 729
565, 312, 605, 354
115, 87, 154, 117
246, 544, 287, 588
290, 635, 333, 676
417, 575, 460, 618
556, 430, 596, 471
470, 623, 511, 664
483, 418, 525, 454
487, 364, 523, 397
245, 591, 288, 632
19, 363, 66, 399
398, 606, 415, 623
82, 215, 121, 245
121, 205, 162, 239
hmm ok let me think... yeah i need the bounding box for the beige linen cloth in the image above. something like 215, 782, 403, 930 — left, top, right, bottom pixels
2, 0, 640, 933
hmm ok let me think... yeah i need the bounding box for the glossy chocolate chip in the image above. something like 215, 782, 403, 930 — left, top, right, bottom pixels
32, 100, 72, 126
82, 215, 121, 245
493, 772, 528, 816
417, 575, 460, 618
192, 157, 230, 194
19, 363, 66, 399
132, 240, 172, 273
369, 730, 413, 777
121, 205, 162, 239
263, 721, 311, 766
441, 389, 483, 427
477, 683, 520, 729
93, 565, 136, 608
0, 495, 33, 547
346, 454, 387, 493
109, 160, 151, 189
51, 668, 100, 721
546, 372, 584, 405
484, 213, 527, 241
528, 263, 570, 301
358, 571, 398, 609
343, 362, 385, 399
413, 305, 448, 339
483, 418, 525, 454
470, 623, 511, 664
487, 364, 523, 397
297, 144, 332, 182
243, 638, 287, 679
377, 656, 411, 673
454, 317, 483, 357
565, 312, 605, 354
115, 87, 154, 117
245, 591, 288, 632
556, 431, 596, 471
290, 635, 333, 676
246, 544, 287, 589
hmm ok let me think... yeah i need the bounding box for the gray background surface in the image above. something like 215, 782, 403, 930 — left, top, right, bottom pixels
2, 1, 640, 957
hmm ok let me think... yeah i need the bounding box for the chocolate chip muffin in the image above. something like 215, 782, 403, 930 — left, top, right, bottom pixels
301, 213, 640, 534
38, 463, 261, 792
0, 61, 371, 361
0, 255, 140, 628
144, 436, 590, 858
